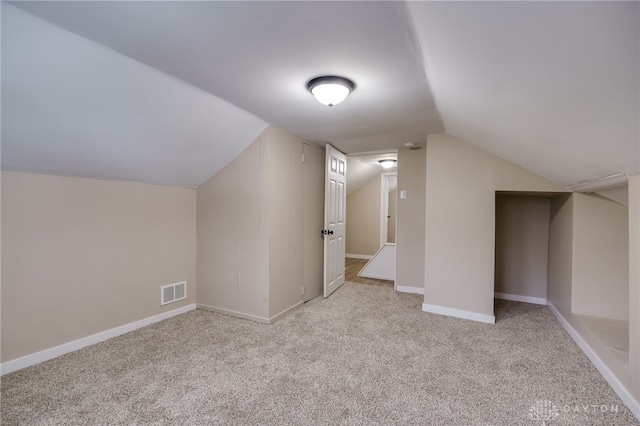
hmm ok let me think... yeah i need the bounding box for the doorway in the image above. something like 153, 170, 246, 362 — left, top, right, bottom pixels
344, 151, 397, 287
494, 192, 551, 305
494, 189, 630, 366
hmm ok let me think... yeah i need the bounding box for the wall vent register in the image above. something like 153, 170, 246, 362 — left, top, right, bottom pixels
161, 281, 187, 306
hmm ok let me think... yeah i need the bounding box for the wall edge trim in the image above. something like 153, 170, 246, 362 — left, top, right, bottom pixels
421, 302, 495, 324
197, 304, 270, 324
547, 301, 640, 421
269, 301, 303, 323
345, 253, 372, 260
494, 292, 547, 305
396, 285, 424, 295
567, 173, 628, 192
358, 272, 394, 281
1, 303, 197, 375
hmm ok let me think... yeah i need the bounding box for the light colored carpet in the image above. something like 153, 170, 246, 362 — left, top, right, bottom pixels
2, 283, 638, 425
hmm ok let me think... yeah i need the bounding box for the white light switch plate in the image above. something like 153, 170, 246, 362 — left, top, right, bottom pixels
400, 190, 407, 199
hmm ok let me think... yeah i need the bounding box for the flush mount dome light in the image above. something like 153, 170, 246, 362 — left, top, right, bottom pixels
379, 159, 397, 169
306, 76, 355, 107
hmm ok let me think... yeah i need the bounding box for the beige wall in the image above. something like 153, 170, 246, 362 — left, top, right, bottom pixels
1, 170, 3, 364
572, 193, 629, 321
424, 134, 563, 319
628, 175, 640, 397
302, 143, 324, 302
1, 171, 196, 362
267, 127, 304, 318
547, 194, 574, 315
197, 132, 269, 320
197, 132, 271, 320
495, 194, 550, 299
596, 185, 629, 207
547, 191, 637, 403
346, 176, 381, 256
388, 189, 397, 243
196, 126, 311, 322
395, 147, 426, 290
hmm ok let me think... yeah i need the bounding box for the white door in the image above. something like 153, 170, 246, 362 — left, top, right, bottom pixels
323, 144, 347, 297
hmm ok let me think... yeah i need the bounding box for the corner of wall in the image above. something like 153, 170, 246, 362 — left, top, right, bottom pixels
395, 146, 426, 290
424, 133, 569, 320
1, 170, 3, 365
196, 129, 271, 320
547, 193, 574, 315
627, 175, 640, 397
570, 192, 629, 320
266, 127, 304, 318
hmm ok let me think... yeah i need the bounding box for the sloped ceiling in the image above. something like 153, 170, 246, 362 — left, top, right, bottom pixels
2, 1, 638, 188
408, 1, 639, 186
347, 152, 398, 195
2, 3, 268, 187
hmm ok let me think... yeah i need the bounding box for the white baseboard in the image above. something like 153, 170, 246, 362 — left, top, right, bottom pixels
1, 303, 197, 375
198, 301, 302, 325
547, 302, 640, 421
396, 285, 424, 295
494, 292, 547, 305
269, 301, 303, 323
197, 304, 270, 324
345, 253, 372, 260
422, 302, 495, 324
358, 272, 394, 281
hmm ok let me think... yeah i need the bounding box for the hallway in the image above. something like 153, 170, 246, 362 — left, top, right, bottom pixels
345, 257, 394, 288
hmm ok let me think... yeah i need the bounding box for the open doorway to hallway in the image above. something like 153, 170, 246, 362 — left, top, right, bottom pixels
345, 258, 394, 288
344, 151, 397, 288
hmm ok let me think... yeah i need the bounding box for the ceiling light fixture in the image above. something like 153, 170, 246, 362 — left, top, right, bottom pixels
379, 159, 397, 169
306, 76, 355, 107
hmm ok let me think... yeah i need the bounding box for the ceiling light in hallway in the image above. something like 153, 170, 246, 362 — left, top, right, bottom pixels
379, 159, 397, 169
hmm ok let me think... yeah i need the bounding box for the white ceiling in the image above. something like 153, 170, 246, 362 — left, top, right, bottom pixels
347, 152, 398, 195
2, 1, 638, 188
2, 3, 267, 187
408, 1, 639, 186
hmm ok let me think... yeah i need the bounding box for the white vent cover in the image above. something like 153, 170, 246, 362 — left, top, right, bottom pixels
160, 281, 187, 306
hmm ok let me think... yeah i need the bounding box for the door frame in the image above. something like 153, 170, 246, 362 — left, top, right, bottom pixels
302, 143, 325, 302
